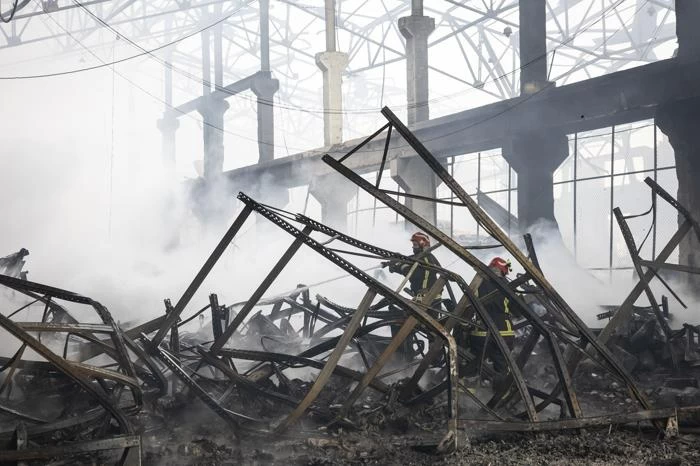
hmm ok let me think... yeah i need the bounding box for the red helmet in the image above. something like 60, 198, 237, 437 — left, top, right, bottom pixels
488, 257, 511, 276
410, 232, 430, 248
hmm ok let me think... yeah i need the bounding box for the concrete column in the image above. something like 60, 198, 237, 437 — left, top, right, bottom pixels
392, 3, 437, 228
197, 98, 229, 180
651, 1, 700, 293
519, 0, 552, 94
316, 0, 348, 147
656, 97, 700, 293
390, 157, 437, 226
251, 73, 279, 163
676, 0, 700, 62
309, 174, 356, 231
251, 0, 278, 163
316, 52, 349, 147
157, 115, 179, 177
503, 133, 569, 231
398, 9, 435, 125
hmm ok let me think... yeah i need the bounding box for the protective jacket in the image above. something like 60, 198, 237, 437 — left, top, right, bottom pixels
471, 277, 514, 337
392, 252, 441, 296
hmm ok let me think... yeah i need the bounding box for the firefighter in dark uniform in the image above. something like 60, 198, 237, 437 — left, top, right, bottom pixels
383, 232, 443, 358
467, 257, 515, 380
384, 232, 442, 304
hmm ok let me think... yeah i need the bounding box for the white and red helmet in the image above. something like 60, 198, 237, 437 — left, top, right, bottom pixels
488, 257, 512, 276
410, 232, 430, 248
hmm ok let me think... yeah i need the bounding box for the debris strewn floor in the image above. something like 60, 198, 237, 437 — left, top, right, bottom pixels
1, 112, 700, 464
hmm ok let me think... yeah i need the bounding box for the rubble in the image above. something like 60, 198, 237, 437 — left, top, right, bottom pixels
1, 108, 700, 464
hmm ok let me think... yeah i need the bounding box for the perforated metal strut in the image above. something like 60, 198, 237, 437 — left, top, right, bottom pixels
237, 192, 460, 442
295, 214, 405, 261
240, 193, 400, 298
0, 274, 92, 305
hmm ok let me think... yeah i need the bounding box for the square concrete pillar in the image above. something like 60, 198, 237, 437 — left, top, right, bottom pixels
309, 173, 357, 231
390, 157, 437, 226
399, 15, 435, 125
251, 73, 279, 164
656, 97, 700, 294
197, 98, 230, 180
502, 133, 569, 231
316, 51, 349, 147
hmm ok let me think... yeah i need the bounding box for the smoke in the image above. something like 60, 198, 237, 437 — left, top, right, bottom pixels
525, 220, 699, 327
0, 132, 393, 332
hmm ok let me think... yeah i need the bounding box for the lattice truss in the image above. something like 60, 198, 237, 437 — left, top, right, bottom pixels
0, 1, 677, 148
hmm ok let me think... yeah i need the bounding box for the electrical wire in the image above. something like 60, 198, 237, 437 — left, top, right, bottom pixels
64, 0, 636, 116
0, 0, 256, 79
363, 0, 651, 165
0, 0, 649, 121
26, 0, 296, 152
0, 0, 23, 23
4, 0, 650, 160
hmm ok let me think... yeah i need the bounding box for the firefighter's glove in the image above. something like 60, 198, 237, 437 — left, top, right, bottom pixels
382, 261, 401, 273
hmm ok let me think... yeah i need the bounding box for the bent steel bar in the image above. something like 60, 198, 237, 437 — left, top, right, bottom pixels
148, 337, 267, 435
91, 301, 142, 412
614, 207, 678, 369
236, 193, 459, 449
209, 226, 314, 354
323, 154, 554, 421
0, 313, 133, 434
645, 176, 700, 238
335, 278, 447, 419
459, 405, 700, 433
274, 289, 377, 433
0, 274, 92, 304
0, 434, 140, 462
151, 205, 253, 347
377, 106, 647, 413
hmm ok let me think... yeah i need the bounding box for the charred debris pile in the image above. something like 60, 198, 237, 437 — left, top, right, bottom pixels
1, 108, 700, 465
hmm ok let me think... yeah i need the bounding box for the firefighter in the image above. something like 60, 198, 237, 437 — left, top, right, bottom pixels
383, 232, 441, 304
467, 257, 515, 381
382, 232, 443, 359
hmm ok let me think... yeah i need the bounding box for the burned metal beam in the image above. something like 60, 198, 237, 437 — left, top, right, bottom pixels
336, 278, 447, 418
151, 205, 253, 347
0, 435, 141, 462
599, 221, 691, 344
613, 207, 678, 370
274, 289, 377, 432
375, 106, 650, 412
210, 226, 314, 354
235, 193, 460, 450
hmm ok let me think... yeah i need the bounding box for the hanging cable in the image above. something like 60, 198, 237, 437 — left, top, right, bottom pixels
0, 0, 22, 23
3, 0, 641, 122
107, 34, 116, 240
8, 0, 651, 161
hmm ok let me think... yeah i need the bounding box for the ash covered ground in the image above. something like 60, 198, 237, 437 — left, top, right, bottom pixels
140, 405, 700, 466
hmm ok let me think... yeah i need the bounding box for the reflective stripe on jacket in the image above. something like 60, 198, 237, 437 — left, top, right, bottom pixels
470, 280, 514, 337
